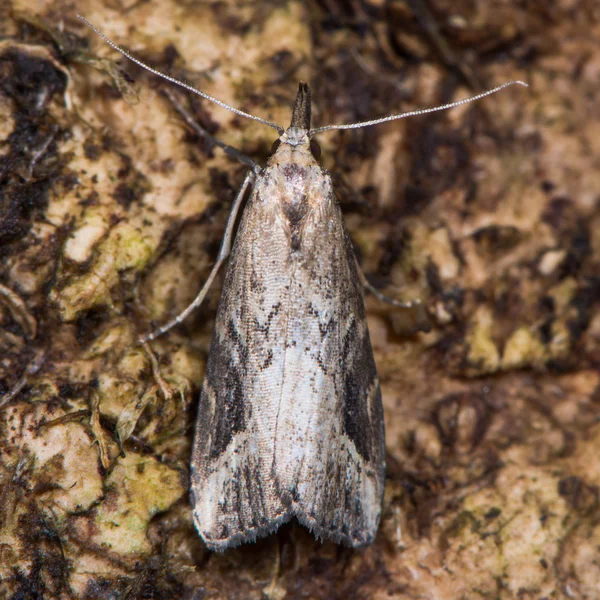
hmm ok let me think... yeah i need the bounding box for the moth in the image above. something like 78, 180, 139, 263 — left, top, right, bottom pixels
78, 16, 526, 551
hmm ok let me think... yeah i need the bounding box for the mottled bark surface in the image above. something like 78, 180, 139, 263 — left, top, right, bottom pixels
1, 1, 599, 598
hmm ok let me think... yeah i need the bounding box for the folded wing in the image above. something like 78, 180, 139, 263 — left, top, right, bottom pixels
191, 168, 385, 550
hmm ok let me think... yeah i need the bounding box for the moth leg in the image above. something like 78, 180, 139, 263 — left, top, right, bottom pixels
356, 261, 431, 333
355, 259, 422, 309
141, 341, 173, 401
162, 88, 260, 173
140, 171, 255, 343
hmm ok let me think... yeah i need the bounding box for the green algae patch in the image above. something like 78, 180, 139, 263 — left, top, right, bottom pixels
51, 221, 158, 322
93, 454, 185, 556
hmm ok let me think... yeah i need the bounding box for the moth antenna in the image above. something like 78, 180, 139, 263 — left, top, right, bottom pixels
77, 15, 285, 135
309, 80, 528, 136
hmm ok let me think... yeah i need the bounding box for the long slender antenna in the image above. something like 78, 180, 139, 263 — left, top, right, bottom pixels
309, 80, 528, 135
77, 15, 285, 135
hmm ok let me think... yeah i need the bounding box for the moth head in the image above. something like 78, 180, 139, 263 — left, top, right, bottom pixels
271, 128, 321, 162
270, 82, 321, 160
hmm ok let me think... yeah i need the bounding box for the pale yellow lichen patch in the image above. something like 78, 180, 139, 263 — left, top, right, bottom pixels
93, 454, 185, 555
162, 179, 214, 221
52, 220, 157, 321
138, 252, 202, 324
262, 2, 311, 59
4, 403, 104, 514
51, 250, 117, 321
45, 140, 125, 229
502, 326, 546, 370
439, 510, 505, 597
557, 522, 600, 599
439, 454, 567, 598
63, 209, 110, 263
84, 322, 134, 358
500, 276, 580, 370
564, 423, 600, 485
97, 372, 140, 422
465, 306, 500, 375
108, 221, 157, 272
427, 226, 461, 280
118, 348, 150, 378
495, 456, 567, 595
537, 248, 566, 275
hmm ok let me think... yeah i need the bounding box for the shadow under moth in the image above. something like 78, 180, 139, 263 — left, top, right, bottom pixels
79, 15, 526, 552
